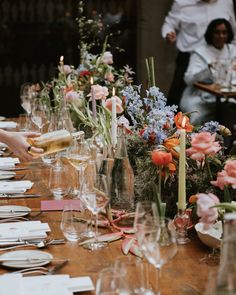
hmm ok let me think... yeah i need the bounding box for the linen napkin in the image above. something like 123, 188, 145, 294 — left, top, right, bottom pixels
0, 274, 94, 295
0, 221, 50, 240
0, 157, 20, 170
0, 180, 33, 194
0, 121, 18, 129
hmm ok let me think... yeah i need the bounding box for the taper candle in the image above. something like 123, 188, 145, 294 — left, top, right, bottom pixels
90, 77, 97, 119
111, 87, 117, 147
178, 117, 186, 210
59, 56, 64, 72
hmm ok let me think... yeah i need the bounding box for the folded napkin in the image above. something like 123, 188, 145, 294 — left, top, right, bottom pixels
0, 121, 18, 129
0, 180, 33, 194
0, 221, 50, 240
0, 157, 20, 170
0, 274, 94, 295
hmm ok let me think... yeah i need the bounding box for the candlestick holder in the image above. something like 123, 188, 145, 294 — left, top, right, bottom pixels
174, 208, 190, 244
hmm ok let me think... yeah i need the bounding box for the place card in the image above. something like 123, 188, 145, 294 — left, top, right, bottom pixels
41, 200, 82, 211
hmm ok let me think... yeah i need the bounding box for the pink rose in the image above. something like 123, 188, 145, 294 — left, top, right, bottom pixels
89, 85, 109, 101
186, 132, 221, 161
105, 96, 124, 114
196, 193, 220, 228
101, 51, 113, 64
211, 159, 236, 190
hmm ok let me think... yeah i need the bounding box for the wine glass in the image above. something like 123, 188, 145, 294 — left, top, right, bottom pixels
80, 167, 110, 250
31, 98, 49, 133
20, 82, 34, 130
95, 267, 130, 295
137, 217, 178, 294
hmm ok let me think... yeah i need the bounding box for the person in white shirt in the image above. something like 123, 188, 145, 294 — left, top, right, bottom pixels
0, 129, 43, 161
161, 0, 236, 107
180, 18, 236, 124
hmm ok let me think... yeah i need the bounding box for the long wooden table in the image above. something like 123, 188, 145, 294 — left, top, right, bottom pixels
0, 158, 218, 295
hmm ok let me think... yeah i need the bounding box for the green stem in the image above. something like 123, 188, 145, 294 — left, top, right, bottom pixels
205, 156, 213, 180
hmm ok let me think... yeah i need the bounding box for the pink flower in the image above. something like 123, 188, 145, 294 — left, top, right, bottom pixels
211, 159, 236, 190
104, 71, 114, 82
88, 85, 109, 101
196, 193, 220, 228
105, 96, 124, 114
63, 65, 73, 75
101, 51, 113, 64
65, 91, 81, 103
186, 132, 221, 161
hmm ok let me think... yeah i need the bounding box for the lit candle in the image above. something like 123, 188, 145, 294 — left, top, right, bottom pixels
178, 117, 186, 210
90, 77, 97, 119
111, 87, 117, 147
59, 56, 64, 72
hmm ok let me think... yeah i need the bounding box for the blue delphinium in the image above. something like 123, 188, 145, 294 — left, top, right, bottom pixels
122, 85, 178, 145
199, 121, 219, 133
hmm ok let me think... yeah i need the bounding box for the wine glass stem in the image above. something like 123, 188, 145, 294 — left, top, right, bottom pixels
155, 267, 161, 295
94, 212, 99, 243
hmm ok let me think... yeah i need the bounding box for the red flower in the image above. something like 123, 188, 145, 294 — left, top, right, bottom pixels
79, 70, 91, 76
151, 150, 172, 166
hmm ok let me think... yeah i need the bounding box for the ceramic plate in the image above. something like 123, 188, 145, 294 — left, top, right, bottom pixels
0, 250, 53, 268
0, 205, 31, 218
0, 171, 16, 180
195, 221, 222, 248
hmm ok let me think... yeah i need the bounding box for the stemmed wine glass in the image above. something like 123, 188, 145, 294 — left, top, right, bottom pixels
137, 216, 178, 295
80, 165, 110, 250
31, 98, 49, 133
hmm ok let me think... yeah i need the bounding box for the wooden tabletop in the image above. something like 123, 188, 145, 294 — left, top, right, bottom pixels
0, 158, 218, 295
194, 82, 236, 99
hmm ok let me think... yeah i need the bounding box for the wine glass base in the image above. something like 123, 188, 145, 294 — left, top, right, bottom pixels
83, 230, 95, 238
83, 241, 107, 250
176, 236, 190, 245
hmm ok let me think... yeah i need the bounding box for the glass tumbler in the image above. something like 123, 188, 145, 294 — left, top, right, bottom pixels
48, 160, 69, 198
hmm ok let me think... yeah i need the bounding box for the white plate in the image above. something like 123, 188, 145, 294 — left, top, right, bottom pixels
0, 116, 6, 121
0, 171, 16, 180
0, 205, 31, 218
0, 250, 53, 268
195, 221, 222, 248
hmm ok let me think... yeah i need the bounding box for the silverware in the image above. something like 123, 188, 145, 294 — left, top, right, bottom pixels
12, 259, 69, 275
0, 239, 65, 250
0, 194, 40, 198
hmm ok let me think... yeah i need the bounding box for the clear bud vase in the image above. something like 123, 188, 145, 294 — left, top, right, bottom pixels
214, 213, 236, 294
110, 125, 135, 212
173, 208, 190, 244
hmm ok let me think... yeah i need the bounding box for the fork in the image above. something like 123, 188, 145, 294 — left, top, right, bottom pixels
0, 238, 65, 251
12, 259, 69, 276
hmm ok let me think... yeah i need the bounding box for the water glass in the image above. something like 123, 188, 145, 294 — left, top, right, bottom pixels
48, 160, 69, 198
60, 204, 87, 242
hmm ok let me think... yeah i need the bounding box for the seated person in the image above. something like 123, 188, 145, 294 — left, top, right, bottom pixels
180, 18, 236, 125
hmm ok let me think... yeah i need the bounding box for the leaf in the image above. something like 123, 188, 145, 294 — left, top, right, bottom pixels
212, 203, 236, 212
79, 231, 123, 246
121, 237, 135, 255
129, 241, 143, 258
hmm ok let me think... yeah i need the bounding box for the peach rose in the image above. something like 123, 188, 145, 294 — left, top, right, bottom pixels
196, 193, 220, 228
186, 132, 221, 161
104, 71, 114, 82
89, 85, 109, 101
105, 96, 124, 114
211, 159, 236, 190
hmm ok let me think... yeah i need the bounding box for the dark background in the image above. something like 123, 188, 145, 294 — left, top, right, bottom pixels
0, 0, 137, 117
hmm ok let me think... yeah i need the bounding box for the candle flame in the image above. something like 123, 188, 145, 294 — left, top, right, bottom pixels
60, 56, 64, 62
112, 87, 115, 96
182, 116, 187, 128
90, 77, 94, 85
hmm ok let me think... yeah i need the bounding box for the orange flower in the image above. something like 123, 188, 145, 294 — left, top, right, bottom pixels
151, 150, 172, 166
174, 112, 193, 132
164, 137, 179, 150
189, 195, 198, 203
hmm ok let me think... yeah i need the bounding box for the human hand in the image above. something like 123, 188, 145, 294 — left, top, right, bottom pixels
166, 31, 176, 44
4, 131, 44, 162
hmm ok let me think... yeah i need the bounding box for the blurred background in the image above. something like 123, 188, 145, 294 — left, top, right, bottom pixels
0, 0, 174, 117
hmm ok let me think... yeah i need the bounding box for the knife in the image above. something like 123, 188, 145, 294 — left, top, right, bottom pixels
0, 257, 69, 262
0, 194, 40, 198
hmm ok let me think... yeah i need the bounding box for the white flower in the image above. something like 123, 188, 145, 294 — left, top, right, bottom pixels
101, 51, 113, 64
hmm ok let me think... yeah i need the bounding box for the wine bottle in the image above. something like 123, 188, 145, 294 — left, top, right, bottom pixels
28, 129, 84, 156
